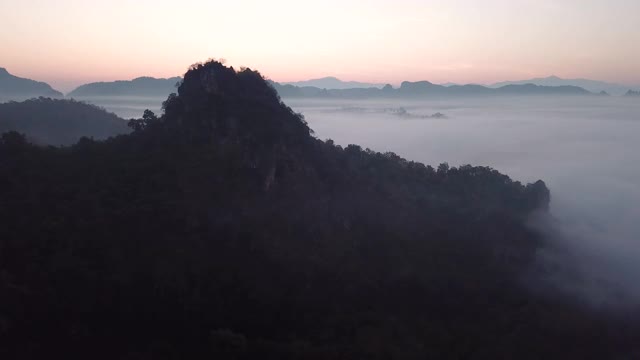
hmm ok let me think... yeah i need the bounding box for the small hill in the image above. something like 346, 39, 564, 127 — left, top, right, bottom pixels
625, 90, 640, 97
68, 76, 182, 97
0, 67, 63, 101
0, 97, 130, 145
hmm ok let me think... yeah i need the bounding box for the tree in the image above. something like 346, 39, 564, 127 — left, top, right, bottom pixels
438, 162, 450, 174
128, 109, 159, 132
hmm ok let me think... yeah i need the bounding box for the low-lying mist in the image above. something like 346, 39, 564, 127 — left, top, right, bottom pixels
284, 96, 640, 307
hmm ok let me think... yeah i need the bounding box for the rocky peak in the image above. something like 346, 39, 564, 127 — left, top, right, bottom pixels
161, 60, 312, 147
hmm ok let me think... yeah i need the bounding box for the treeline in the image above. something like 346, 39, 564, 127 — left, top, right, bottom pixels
0, 61, 637, 359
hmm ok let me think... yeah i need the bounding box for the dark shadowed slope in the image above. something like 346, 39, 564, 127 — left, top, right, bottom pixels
67, 76, 182, 97
0, 98, 130, 145
1, 60, 638, 359
0, 67, 63, 101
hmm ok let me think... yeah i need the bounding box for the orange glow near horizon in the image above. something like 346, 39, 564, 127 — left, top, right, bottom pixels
1, 0, 639, 92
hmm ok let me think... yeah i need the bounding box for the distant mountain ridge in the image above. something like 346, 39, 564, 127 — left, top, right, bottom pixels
283, 76, 385, 89
271, 80, 593, 98
491, 75, 638, 96
4, 70, 635, 100
0, 67, 63, 101
68, 76, 182, 97
61, 74, 606, 101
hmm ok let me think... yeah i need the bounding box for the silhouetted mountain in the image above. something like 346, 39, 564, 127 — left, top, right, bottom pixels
0, 67, 63, 101
494, 83, 591, 95
63, 74, 594, 102
267, 80, 326, 97
272, 79, 593, 98
491, 75, 637, 96
283, 76, 385, 89
397, 81, 591, 96
67, 76, 182, 97
1, 60, 638, 359
0, 97, 130, 145
397, 80, 443, 95
625, 90, 640, 97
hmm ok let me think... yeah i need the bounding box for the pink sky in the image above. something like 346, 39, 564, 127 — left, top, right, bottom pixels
1, 0, 639, 92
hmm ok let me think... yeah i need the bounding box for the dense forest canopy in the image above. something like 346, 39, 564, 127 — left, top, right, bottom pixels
1, 60, 638, 359
0, 98, 130, 145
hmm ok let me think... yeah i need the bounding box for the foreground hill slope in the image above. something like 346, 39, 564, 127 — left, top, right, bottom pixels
0, 67, 63, 101
0, 61, 637, 359
0, 98, 130, 145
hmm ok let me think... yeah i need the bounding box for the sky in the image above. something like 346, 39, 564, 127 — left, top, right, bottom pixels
1, 0, 639, 92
